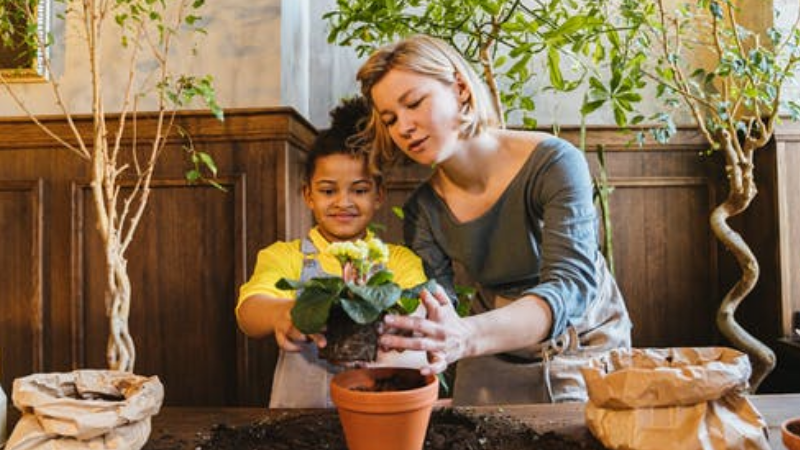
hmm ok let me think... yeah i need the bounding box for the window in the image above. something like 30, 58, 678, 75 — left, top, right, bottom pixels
0, 0, 49, 82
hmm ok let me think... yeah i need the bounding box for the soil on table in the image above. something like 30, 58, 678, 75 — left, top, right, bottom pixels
145, 408, 606, 450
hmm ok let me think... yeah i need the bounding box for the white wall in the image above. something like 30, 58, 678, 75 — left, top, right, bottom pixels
2, 1, 794, 128
0, 0, 286, 117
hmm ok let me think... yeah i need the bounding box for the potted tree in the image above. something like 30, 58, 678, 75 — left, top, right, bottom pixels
0, 0, 222, 447
324, 0, 800, 392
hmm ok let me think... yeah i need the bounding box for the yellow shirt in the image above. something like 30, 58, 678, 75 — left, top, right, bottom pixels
236, 227, 427, 319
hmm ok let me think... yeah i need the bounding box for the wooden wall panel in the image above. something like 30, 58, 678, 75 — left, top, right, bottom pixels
0, 109, 315, 406
77, 179, 242, 406
1, 112, 796, 404
776, 123, 800, 337
0, 181, 43, 391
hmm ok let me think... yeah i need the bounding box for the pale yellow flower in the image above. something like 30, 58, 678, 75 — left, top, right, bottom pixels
365, 236, 389, 265
327, 240, 367, 262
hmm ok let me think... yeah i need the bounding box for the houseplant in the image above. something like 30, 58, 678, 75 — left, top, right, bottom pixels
0, 0, 221, 447
324, 0, 800, 391
0, 0, 222, 373
278, 235, 436, 363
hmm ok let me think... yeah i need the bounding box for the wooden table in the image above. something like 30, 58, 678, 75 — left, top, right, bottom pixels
142, 393, 800, 449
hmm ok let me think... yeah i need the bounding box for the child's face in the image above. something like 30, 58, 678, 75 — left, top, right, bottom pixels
303, 153, 384, 242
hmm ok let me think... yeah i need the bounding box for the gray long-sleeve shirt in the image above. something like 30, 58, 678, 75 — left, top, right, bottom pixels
403, 137, 616, 339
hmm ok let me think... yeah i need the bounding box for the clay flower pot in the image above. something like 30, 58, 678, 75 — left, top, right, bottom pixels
330, 367, 438, 450
783, 416, 800, 450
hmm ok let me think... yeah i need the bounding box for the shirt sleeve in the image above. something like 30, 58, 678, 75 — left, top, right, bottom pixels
524, 140, 600, 339
236, 241, 301, 317
403, 189, 458, 302
387, 244, 428, 289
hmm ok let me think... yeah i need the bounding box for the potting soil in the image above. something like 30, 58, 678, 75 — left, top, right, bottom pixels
144, 408, 606, 450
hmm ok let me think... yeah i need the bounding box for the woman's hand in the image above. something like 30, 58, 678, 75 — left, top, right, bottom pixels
380, 286, 472, 375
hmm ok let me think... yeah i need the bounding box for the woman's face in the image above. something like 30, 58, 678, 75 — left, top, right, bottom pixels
370, 68, 466, 166
303, 153, 384, 242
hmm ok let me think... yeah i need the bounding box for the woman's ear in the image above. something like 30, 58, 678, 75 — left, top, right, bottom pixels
454, 72, 471, 104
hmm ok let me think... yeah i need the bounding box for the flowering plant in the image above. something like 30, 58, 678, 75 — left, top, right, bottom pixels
277, 236, 434, 335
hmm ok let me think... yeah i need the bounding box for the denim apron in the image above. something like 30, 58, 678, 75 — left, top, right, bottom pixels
452, 255, 632, 405
268, 235, 343, 408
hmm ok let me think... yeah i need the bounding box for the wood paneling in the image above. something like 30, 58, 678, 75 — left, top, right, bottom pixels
1, 113, 796, 404
0, 108, 315, 406
0, 181, 43, 383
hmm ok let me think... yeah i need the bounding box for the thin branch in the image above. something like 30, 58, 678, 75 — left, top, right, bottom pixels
0, 77, 87, 158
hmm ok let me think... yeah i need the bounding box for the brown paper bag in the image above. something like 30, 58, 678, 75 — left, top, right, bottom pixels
6, 370, 164, 450
581, 347, 770, 450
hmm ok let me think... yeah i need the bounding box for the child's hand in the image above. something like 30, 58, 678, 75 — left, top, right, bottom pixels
274, 304, 327, 351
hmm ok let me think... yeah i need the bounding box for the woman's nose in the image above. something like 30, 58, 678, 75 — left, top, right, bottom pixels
398, 113, 415, 138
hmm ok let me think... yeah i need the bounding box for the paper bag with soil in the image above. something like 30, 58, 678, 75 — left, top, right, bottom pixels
581, 347, 769, 450
6, 369, 163, 450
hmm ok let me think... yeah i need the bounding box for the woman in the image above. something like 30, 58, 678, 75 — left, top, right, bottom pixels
356, 35, 632, 405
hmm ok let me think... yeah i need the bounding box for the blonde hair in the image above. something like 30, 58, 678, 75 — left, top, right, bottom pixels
355, 35, 500, 173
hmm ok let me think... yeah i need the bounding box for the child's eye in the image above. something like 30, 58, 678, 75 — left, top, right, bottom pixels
354, 188, 370, 195
319, 189, 335, 196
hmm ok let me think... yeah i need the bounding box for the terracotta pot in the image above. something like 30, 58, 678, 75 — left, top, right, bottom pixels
783, 416, 800, 450
330, 367, 438, 450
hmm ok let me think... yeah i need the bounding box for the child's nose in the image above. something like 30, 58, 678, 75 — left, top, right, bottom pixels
335, 192, 354, 206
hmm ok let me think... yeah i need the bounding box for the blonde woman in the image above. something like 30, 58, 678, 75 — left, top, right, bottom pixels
357, 35, 632, 405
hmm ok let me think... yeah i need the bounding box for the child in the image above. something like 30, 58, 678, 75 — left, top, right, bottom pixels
236, 97, 427, 408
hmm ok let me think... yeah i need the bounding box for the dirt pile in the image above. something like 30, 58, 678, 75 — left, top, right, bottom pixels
145, 408, 606, 450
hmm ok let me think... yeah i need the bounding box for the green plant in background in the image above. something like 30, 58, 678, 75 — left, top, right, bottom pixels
326, 0, 800, 391
602, 0, 800, 392
325, 0, 644, 273
0, 0, 223, 372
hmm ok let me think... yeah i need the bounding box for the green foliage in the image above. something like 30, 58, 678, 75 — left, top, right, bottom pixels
325, 0, 800, 148
0, 0, 41, 67
280, 274, 437, 335
324, 0, 639, 127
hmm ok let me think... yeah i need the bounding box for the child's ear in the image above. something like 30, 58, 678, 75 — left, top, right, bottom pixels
302, 185, 313, 208
375, 185, 386, 208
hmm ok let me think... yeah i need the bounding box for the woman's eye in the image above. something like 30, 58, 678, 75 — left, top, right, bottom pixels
408, 98, 423, 109
383, 117, 396, 126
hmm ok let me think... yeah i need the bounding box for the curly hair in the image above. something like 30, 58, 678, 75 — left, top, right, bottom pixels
304, 96, 381, 185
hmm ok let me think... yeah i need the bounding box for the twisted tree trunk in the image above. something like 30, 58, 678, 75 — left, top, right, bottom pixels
712, 134, 776, 392
105, 238, 135, 372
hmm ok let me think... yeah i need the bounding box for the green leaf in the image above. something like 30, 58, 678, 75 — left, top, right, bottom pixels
581, 99, 606, 115
291, 284, 341, 334
547, 47, 565, 90
367, 269, 395, 286
345, 282, 403, 321
340, 296, 383, 325
197, 151, 218, 176
276, 277, 302, 291
393, 296, 420, 315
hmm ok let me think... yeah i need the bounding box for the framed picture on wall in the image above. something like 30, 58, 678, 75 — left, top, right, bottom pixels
0, 0, 49, 83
